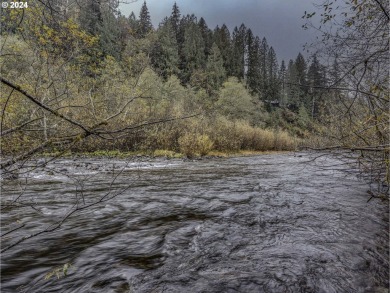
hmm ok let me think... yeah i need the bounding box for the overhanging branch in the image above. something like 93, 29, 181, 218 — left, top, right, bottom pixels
1, 77, 94, 135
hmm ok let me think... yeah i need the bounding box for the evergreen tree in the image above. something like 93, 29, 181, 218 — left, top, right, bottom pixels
307, 54, 327, 118
293, 52, 308, 109
231, 24, 247, 80
198, 17, 213, 56
180, 19, 205, 83
213, 24, 233, 76
137, 1, 153, 38
177, 14, 197, 57
99, 5, 121, 59
117, 13, 131, 52
170, 2, 181, 40
266, 46, 279, 101
286, 59, 301, 111
206, 43, 226, 93
151, 20, 179, 79
78, 1, 122, 60
278, 60, 287, 105
246, 30, 261, 96
79, 0, 103, 36
259, 37, 269, 99
295, 52, 307, 86
307, 55, 322, 91
128, 12, 139, 36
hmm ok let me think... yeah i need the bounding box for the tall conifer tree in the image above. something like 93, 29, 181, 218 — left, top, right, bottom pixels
279, 60, 287, 105
180, 19, 205, 83
214, 24, 232, 76
294, 52, 308, 108
170, 2, 181, 40
206, 43, 226, 93
151, 20, 179, 79
99, 5, 121, 59
198, 17, 213, 56
259, 37, 269, 99
137, 1, 153, 38
231, 24, 247, 80
79, 0, 103, 35
307, 54, 327, 117
266, 46, 279, 101
295, 53, 307, 86
286, 58, 301, 110
246, 30, 261, 96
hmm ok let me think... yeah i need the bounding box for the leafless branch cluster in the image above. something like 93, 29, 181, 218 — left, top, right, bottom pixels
304, 0, 389, 191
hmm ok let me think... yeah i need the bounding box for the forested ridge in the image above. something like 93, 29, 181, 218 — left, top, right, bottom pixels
0, 1, 388, 188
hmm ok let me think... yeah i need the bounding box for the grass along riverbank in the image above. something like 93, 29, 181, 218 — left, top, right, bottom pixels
66, 119, 300, 159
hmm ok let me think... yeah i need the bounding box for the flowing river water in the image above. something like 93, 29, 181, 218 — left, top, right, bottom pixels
1, 153, 389, 292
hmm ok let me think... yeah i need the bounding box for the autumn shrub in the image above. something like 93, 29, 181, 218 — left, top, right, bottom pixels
235, 121, 275, 151
200, 117, 297, 152
178, 133, 213, 157
196, 135, 214, 156
274, 130, 297, 150
207, 116, 242, 151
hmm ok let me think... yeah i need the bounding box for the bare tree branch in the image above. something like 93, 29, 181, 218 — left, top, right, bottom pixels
1, 77, 94, 135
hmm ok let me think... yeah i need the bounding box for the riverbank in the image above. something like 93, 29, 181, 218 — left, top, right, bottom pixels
42, 149, 293, 160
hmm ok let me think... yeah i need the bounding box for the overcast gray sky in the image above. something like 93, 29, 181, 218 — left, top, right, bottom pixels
119, 0, 316, 63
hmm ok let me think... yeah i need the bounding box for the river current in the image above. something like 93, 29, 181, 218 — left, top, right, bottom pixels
1, 153, 389, 292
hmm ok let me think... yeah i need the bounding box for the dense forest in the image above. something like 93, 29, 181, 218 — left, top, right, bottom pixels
0, 0, 388, 185
0, 1, 328, 158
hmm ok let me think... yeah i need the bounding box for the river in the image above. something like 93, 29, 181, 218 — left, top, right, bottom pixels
1, 153, 389, 292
